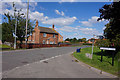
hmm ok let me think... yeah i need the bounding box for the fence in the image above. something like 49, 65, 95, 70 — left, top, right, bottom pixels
17, 43, 71, 49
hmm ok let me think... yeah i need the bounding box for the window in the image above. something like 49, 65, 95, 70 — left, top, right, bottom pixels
28, 39, 31, 41
50, 41, 53, 44
53, 34, 55, 38
43, 40, 45, 44
43, 33, 46, 37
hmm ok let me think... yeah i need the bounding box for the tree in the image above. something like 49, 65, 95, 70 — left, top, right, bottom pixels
2, 12, 14, 43
71, 38, 77, 43
2, 3, 34, 44
81, 38, 86, 43
98, 1, 120, 49
65, 38, 70, 41
78, 39, 82, 42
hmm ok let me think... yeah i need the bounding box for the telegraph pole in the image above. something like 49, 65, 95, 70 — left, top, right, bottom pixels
14, 14, 17, 49
91, 34, 95, 59
13, 2, 17, 49
25, 0, 29, 48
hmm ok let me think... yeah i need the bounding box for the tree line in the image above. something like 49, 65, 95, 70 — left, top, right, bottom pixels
65, 38, 87, 43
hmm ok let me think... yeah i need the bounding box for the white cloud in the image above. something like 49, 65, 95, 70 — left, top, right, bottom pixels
59, 0, 77, 3
58, 26, 78, 32
80, 16, 101, 27
1, 0, 37, 15
29, 11, 48, 21
61, 11, 64, 16
55, 9, 65, 16
57, 25, 101, 36
42, 16, 77, 26
103, 27, 106, 30
56, 25, 102, 39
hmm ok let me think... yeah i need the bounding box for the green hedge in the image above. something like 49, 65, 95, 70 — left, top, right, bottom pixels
83, 43, 92, 45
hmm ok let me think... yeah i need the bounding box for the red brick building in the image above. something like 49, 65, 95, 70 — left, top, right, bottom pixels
28, 21, 63, 44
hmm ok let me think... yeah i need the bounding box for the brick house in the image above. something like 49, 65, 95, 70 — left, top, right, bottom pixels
28, 21, 63, 44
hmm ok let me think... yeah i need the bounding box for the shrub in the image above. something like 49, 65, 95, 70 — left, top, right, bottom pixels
83, 43, 92, 45
95, 39, 110, 48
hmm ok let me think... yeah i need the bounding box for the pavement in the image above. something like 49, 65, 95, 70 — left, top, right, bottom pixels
2, 52, 117, 78
2, 46, 118, 78
2, 46, 89, 72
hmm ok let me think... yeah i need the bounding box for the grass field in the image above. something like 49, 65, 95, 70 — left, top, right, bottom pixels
73, 47, 119, 76
0, 44, 11, 48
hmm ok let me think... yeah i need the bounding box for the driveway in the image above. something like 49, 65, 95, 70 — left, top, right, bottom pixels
2, 46, 89, 72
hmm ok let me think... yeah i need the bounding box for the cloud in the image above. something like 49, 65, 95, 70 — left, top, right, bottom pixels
56, 25, 102, 39
79, 27, 100, 35
1, 0, 37, 15
80, 16, 101, 27
57, 25, 101, 36
42, 16, 77, 26
55, 9, 65, 16
59, 0, 77, 3
57, 26, 78, 32
29, 11, 48, 21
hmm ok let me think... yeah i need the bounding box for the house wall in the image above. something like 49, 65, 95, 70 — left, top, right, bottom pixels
28, 21, 60, 44
34, 27, 40, 43
58, 34, 63, 42
28, 32, 58, 44
40, 33, 58, 44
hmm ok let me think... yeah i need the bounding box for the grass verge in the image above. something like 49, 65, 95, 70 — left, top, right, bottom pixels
73, 47, 119, 76
0, 44, 11, 48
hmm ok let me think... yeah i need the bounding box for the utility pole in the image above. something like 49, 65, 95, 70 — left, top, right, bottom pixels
25, 0, 29, 48
14, 14, 17, 49
91, 34, 95, 59
13, 2, 17, 49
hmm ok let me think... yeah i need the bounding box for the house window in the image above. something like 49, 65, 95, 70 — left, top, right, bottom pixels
50, 41, 53, 44
43, 40, 46, 44
43, 33, 46, 37
28, 39, 31, 41
53, 34, 55, 38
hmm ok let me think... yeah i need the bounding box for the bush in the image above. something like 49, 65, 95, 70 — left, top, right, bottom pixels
83, 43, 92, 45
95, 39, 110, 48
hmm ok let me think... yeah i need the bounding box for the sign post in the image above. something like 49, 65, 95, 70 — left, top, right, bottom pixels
101, 50, 103, 62
100, 47, 116, 66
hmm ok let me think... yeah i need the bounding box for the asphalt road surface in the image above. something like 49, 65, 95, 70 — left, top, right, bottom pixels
3, 52, 116, 78
2, 46, 89, 72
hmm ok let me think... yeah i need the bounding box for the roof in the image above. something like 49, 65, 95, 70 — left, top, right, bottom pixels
37, 26, 58, 34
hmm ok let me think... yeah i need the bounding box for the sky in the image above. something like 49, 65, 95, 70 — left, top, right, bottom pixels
1, 0, 112, 40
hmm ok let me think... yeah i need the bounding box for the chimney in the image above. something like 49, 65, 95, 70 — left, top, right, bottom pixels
52, 24, 54, 29
36, 20, 38, 27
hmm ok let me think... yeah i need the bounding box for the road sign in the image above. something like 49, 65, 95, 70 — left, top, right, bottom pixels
100, 47, 116, 66
100, 47, 116, 51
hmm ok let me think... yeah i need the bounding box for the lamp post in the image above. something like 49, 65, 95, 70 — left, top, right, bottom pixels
25, 0, 29, 48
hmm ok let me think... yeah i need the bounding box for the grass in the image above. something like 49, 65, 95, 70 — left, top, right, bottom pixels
0, 44, 11, 48
73, 47, 119, 76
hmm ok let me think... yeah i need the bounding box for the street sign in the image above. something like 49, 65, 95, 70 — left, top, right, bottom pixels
100, 47, 116, 51
100, 47, 116, 66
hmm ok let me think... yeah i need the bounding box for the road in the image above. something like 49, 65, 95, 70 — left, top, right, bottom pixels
2, 46, 89, 72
